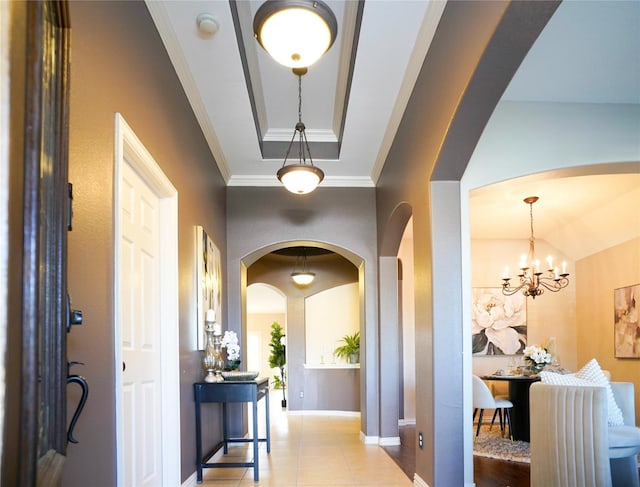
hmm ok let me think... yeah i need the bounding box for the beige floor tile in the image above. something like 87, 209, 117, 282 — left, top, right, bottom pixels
212, 392, 413, 487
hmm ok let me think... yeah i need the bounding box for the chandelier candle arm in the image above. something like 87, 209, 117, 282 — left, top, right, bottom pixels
501, 196, 570, 299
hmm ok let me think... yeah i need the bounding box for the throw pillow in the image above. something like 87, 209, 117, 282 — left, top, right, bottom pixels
540, 358, 625, 426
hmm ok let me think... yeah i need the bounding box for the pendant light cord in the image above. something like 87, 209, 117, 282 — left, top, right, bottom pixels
298, 74, 303, 124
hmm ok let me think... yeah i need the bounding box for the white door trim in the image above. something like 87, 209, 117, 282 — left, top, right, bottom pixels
114, 113, 180, 485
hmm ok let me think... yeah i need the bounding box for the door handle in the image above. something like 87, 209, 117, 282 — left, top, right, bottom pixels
67, 361, 89, 444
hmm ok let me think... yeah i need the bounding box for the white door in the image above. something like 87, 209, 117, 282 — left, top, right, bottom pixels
119, 161, 163, 486
115, 114, 180, 486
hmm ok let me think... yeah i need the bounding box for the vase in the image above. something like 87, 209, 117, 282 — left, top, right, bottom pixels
528, 363, 546, 375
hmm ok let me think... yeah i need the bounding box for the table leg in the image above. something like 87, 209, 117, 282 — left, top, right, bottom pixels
195, 400, 203, 483
253, 398, 259, 481
222, 402, 228, 454
509, 380, 533, 442
265, 388, 271, 453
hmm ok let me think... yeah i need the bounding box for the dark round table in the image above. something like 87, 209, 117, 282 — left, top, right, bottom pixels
481, 374, 541, 442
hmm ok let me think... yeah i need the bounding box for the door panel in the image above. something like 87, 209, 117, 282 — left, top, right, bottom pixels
119, 161, 162, 486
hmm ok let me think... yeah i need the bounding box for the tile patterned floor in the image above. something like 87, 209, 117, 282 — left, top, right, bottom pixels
200, 394, 412, 486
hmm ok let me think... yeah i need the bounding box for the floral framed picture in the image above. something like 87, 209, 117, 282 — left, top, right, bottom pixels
614, 284, 640, 358
472, 287, 527, 355
196, 226, 222, 350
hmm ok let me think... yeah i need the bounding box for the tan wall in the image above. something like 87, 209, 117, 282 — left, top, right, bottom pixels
577, 237, 640, 424
65, 2, 226, 485
471, 238, 578, 376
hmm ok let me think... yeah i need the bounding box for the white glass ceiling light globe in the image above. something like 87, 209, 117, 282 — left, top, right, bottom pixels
291, 271, 315, 286
277, 164, 324, 194
254, 0, 338, 68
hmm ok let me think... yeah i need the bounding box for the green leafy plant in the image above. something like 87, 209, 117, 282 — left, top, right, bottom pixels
334, 331, 360, 363
272, 374, 285, 390
268, 322, 286, 400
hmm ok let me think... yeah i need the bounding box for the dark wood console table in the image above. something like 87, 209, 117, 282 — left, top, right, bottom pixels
194, 378, 270, 483
481, 375, 540, 442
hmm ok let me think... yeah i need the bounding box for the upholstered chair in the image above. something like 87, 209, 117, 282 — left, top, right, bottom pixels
472, 375, 513, 441
530, 382, 640, 487
609, 382, 640, 487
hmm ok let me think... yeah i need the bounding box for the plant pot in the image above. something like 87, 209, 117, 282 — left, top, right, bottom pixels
348, 353, 359, 364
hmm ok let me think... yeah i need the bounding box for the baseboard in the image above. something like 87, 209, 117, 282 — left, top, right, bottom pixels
379, 436, 401, 446
359, 431, 380, 444
413, 473, 429, 487
399, 418, 416, 426
181, 471, 197, 487
287, 409, 361, 417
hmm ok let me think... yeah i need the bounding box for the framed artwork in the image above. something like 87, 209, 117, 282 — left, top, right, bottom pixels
614, 284, 640, 358
471, 287, 527, 355
196, 226, 222, 350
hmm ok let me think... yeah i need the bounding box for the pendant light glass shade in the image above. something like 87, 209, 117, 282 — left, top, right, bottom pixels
253, 0, 338, 68
291, 271, 315, 286
277, 162, 324, 195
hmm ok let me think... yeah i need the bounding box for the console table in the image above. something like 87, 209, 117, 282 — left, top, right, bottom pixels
194, 378, 270, 483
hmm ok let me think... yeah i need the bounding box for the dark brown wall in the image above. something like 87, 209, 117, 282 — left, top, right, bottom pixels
64, 1, 226, 485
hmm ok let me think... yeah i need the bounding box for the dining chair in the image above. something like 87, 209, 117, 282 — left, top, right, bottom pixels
472, 375, 513, 441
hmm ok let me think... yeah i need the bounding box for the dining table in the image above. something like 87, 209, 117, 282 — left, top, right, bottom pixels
481, 374, 541, 442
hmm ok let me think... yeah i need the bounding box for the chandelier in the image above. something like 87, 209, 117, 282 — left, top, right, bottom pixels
291, 248, 315, 285
276, 68, 325, 194
501, 196, 570, 299
253, 0, 338, 69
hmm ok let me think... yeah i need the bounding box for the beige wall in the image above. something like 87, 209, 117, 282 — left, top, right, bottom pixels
306, 283, 359, 365
577, 237, 640, 424
471, 238, 578, 376
247, 312, 285, 381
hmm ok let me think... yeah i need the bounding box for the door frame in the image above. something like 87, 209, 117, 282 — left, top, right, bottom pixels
114, 114, 180, 485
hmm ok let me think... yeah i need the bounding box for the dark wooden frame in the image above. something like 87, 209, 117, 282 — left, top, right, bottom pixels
21, 1, 70, 484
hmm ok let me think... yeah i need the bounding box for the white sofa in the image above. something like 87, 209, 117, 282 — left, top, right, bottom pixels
530, 382, 640, 487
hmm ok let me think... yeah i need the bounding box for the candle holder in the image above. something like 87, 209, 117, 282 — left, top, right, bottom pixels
203, 320, 224, 383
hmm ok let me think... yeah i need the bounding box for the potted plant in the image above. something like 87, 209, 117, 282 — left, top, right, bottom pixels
334, 331, 360, 364
268, 322, 287, 407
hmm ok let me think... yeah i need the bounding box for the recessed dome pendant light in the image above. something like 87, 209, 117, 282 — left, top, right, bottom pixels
277, 67, 324, 194
291, 248, 315, 286
253, 0, 338, 68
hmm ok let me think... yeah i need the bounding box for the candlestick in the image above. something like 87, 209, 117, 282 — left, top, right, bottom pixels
205, 308, 215, 323
562, 261, 567, 274
213, 322, 222, 336
502, 266, 509, 279
547, 255, 553, 271
554, 266, 559, 280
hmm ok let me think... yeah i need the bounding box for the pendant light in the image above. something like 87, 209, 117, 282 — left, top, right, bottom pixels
253, 0, 338, 69
277, 68, 324, 194
291, 248, 315, 286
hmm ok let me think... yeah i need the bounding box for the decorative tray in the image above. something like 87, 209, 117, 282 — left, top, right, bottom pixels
221, 371, 259, 381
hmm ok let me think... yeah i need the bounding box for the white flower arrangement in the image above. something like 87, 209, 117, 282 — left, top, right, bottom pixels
221, 330, 240, 361
523, 345, 552, 366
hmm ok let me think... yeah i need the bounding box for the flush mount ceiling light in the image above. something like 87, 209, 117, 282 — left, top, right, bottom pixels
291, 248, 315, 286
501, 196, 570, 299
253, 0, 338, 68
277, 67, 324, 194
